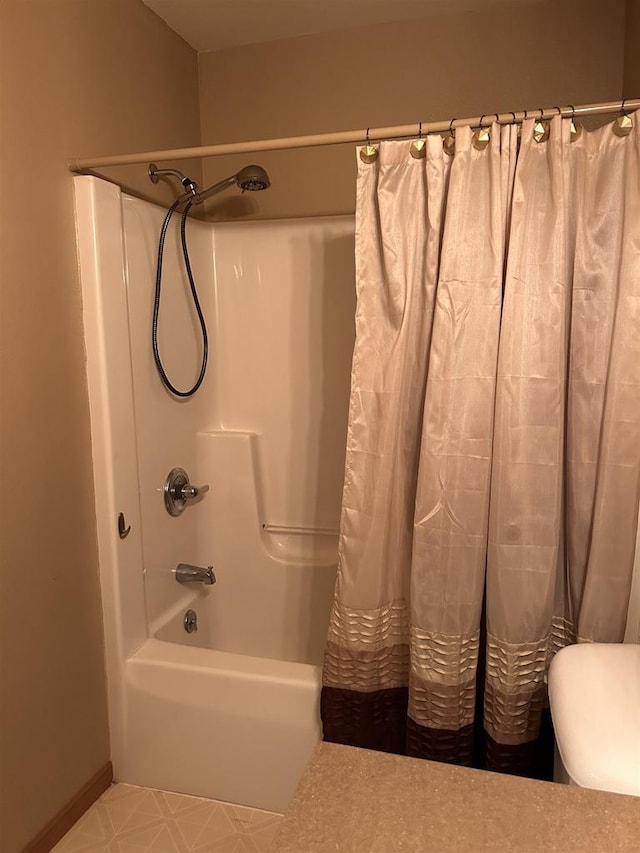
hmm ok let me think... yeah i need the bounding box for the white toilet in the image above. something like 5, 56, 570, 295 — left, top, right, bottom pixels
548, 643, 640, 796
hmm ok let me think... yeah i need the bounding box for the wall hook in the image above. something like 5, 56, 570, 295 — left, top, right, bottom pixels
118, 512, 131, 540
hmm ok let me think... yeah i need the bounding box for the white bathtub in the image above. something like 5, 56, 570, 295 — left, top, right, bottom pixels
121, 636, 323, 812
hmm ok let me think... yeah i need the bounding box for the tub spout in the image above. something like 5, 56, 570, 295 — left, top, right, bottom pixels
175, 563, 216, 585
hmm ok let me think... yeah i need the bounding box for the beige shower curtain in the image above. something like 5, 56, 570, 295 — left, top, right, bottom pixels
322, 114, 640, 774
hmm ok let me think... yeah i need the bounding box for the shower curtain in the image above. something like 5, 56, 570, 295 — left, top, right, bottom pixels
321, 115, 640, 774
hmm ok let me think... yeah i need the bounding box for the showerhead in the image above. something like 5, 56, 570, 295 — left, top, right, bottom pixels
235, 165, 270, 192
180, 164, 271, 205
149, 162, 272, 206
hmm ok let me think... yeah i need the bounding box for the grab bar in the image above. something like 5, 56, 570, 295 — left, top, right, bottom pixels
262, 523, 339, 537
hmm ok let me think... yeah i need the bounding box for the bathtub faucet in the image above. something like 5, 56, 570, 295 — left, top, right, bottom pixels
175, 563, 216, 586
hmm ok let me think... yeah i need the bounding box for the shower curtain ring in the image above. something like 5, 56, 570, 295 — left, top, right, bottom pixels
568, 104, 582, 142
473, 115, 491, 150
410, 121, 427, 159
533, 107, 550, 143
360, 127, 379, 163
444, 117, 457, 155
614, 98, 634, 136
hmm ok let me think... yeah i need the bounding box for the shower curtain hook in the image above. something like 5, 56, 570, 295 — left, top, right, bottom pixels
508, 111, 521, 141
614, 99, 634, 136
473, 114, 491, 150
568, 104, 582, 142
410, 121, 427, 159
360, 127, 379, 163
444, 117, 457, 156
533, 107, 550, 143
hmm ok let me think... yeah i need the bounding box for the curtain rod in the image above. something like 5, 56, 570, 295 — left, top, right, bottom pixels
68, 98, 639, 172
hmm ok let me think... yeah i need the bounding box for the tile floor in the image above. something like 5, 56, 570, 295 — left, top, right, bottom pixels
53, 782, 283, 853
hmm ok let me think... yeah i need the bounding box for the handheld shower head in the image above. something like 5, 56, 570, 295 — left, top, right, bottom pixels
235, 165, 271, 192
149, 162, 272, 206
186, 165, 271, 205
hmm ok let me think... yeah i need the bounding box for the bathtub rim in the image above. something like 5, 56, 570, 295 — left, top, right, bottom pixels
130, 636, 323, 685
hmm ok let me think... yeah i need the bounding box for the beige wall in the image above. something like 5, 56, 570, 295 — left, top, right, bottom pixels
624, 0, 640, 97
198, 0, 625, 220
0, 3, 200, 851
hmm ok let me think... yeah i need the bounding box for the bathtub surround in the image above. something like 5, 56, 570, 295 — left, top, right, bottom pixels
322, 116, 640, 774
74, 176, 354, 811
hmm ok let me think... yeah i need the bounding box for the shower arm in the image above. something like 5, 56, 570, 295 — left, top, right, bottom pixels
176, 174, 238, 207
148, 163, 238, 206
148, 163, 199, 202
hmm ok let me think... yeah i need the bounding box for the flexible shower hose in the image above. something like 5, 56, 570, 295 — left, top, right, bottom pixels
152, 199, 208, 398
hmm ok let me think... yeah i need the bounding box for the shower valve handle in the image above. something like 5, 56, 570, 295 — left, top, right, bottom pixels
181, 483, 209, 500
164, 467, 209, 516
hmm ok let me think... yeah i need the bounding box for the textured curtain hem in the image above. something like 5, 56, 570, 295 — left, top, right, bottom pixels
406, 717, 475, 766
321, 685, 408, 755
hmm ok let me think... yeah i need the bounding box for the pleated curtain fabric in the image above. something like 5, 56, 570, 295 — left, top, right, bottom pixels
321, 115, 640, 774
